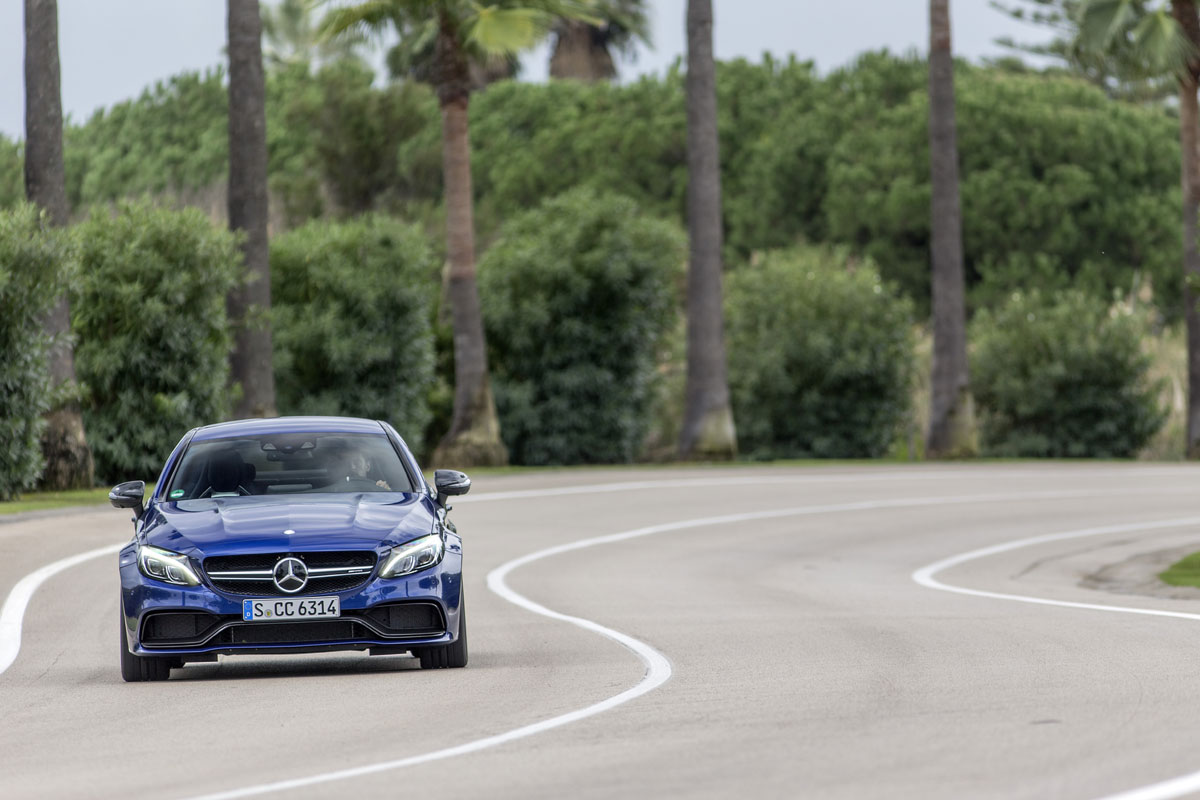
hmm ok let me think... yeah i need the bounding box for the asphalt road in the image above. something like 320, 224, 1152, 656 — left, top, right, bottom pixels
4, 464, 1200, 800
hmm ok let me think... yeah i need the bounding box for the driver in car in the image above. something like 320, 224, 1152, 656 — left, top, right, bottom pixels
343, 451, 391, 490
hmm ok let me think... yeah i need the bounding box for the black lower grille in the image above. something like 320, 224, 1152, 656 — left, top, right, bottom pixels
217, 620, 365, 645
142, 612, 222, 645
363, 603, 444, 635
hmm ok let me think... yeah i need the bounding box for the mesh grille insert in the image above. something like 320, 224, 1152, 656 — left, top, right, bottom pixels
218, 621, 365, 645
363, 603, 444, 634
142, 612, 222, 644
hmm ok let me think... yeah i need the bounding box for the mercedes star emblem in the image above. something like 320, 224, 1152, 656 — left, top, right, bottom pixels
272, 557, 308, 594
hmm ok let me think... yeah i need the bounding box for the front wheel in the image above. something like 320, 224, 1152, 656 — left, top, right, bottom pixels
417, 597, 468, 669
119, 614, 177, 682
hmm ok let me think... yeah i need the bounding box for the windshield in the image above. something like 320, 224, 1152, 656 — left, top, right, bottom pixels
165, 432, 414, 499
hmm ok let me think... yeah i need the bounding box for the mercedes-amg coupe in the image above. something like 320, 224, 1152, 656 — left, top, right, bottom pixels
111, 416, 470, 681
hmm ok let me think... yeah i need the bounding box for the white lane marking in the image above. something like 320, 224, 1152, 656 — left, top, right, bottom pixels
461, 467, 1199, 504
913, 516, 1200, 622
0, 475, 1007, 681
913, 517, 1200, 800
182, 487, 1170, 800
0, 543, 124, 676
3, 478, 1195, 796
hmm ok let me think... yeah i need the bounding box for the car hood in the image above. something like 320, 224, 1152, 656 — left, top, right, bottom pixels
140, 493, 436, 556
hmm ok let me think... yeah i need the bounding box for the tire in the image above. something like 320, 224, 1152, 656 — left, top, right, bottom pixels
417, 596, 468, 669
119, 615, 176, 682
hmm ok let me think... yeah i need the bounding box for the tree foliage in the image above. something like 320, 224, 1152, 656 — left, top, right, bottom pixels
72, 202, 240, 482
725, 246, 916, 460
479, 188, 683, 464
0, 205, 69, 499
826, 68, 1179, 315
270, 215, 438, 450
989, 0, 1177, 101
971, 290, 1166, 456
0, 51, 1182, 324
262, 0, 366, 69
0, 136, 22, 210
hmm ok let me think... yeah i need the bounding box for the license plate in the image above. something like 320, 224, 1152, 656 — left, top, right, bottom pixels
242, 596, 340, 622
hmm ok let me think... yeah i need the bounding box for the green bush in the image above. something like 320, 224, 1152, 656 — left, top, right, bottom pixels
0, 205, 70, 499
826, 69, 1179, 316
479, 188, 683, 465
970, 290, 1165, 457
72, 201, 240, 482
0, 136, 22, 210
66, 70, 230, 210
271, 216, 437, 449
727, 247, 916, 459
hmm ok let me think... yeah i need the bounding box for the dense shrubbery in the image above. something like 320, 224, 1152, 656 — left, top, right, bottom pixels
970, 291, 1166, 457
826, 70, 1180, 315
64, 70, 230, 210
270, 216, 437, 449
0, 205, 69, 499
726, 247, 916, 459
1, 52, 1182, 322
0, 136, 22, 210
479, 188, 683, 465
269, 61, 442, 223
72, 202, 240, 482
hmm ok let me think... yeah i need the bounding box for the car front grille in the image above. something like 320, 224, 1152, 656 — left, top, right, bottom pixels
203, 551, 377, 596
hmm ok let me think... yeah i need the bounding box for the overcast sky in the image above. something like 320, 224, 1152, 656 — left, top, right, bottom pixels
1, 0, 1053, 140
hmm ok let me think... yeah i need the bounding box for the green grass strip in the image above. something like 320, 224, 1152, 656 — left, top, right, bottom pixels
0, 487, 116, 515
1160, 551, 1200, 588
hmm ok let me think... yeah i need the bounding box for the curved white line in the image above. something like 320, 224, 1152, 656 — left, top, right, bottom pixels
461, 466, 1200, 504
3, 478, 1197, 798
0, 542, 123, 676
181, 487, 1160, 799
912, 517, 1200, 800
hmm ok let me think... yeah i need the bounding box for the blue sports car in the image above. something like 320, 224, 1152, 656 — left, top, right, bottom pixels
110, 416, 471, 682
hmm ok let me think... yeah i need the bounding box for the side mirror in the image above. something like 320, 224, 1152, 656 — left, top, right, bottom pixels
434, 469, 471, 508
109, 480, 146, 519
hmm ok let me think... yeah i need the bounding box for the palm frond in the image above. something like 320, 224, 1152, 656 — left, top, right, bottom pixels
318, 0, 396, 40
1077, 0, 1138, 50
464, 6, 555, 54
1131, 8, 1195, 76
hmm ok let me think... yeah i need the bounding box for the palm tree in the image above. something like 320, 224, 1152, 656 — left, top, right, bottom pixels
24, 0, 94, 489
1077, 0, 1200, 455
677, 0, 736, 460
227, 0, 277, 420
321, 1, 596, 467
925, 0, 973, 458
549, 0, 649, 82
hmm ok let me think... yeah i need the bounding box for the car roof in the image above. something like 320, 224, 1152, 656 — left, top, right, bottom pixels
191, 416, 386, 442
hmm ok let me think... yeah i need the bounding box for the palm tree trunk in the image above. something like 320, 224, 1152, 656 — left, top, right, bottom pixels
227, 0, 277, 419
1173, 0, 1200, 458
925, 0, 973, 458
431, 18, 506, 467
1183, 81, 1200, 457
678, 0, 736, 460
549, 20, 616, 82
24, 0, 93, 489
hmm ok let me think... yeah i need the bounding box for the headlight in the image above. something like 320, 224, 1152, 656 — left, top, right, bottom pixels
137, 545, 201, 586
380, 534, 444, 578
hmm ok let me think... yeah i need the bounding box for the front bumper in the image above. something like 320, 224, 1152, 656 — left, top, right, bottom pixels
118, 542, 464, 658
